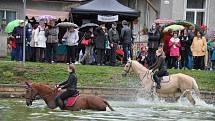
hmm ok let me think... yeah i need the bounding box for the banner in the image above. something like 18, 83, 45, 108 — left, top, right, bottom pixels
97, 15, 118, 22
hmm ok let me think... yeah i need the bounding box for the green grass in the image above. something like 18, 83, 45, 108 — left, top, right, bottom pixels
0, 60, 214, 91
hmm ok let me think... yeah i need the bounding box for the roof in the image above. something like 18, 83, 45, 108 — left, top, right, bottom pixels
72, 0, 140, 17
26, 9, 69, 20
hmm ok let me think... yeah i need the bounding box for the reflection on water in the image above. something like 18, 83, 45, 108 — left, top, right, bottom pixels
0, 98, 215, 121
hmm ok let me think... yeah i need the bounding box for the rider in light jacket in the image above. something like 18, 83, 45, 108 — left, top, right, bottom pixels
149, 45, 168, 89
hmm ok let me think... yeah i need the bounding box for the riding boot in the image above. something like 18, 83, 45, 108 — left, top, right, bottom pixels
153, 74, 161, 89
55, 96, 65, 110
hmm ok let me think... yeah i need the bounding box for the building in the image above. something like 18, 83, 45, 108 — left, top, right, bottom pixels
120, 0, 215, 31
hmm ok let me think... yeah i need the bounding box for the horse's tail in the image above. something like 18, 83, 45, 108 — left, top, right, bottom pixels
192, 78, 200, 96
103, 100, 114, 111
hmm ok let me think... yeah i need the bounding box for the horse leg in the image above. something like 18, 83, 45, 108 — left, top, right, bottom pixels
181, 90, 196, 105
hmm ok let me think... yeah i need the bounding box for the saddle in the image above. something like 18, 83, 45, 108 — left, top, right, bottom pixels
159, 76, 170, 83
56, 91, 79, 107
64, 94, 79, 107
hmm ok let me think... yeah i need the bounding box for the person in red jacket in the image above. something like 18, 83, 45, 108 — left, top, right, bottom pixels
7, 33, 16, 61
162, 29, 172, 68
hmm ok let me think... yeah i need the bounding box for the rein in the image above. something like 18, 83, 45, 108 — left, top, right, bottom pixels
26, 87, 58, 101
40, 89, 58, 99
139, 70, 149, 82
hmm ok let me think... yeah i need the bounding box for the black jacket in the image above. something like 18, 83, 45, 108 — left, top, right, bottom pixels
12, 26, 24, 44
94, 27, 106, 49
59, 72, 77, 91
149, 52, 167, 72
148, 29, 160, 49
120, 26, 132, 45
109, 28, 120, 44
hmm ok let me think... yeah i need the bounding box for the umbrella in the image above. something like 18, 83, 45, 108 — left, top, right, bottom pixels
38, 15, 57, 23
154, 18, 175, 24
163, 24, 185, 32
175, 20, 195, 28
79, 23, 99, 31
5, 19, 22, 33
56, 22, 78, 28
206, 30, 215, 40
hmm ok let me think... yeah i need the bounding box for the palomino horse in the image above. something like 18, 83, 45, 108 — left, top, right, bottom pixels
25, 82, 114, 111
123, 60, 200, 105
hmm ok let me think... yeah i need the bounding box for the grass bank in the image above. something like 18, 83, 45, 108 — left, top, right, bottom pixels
0, 60, 214, 91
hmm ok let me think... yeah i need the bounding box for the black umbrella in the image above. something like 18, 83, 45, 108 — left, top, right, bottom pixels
79, 23, 99, 31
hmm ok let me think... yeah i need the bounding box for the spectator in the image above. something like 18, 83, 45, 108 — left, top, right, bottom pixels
121, 20, 132, 64
162, 29, 172, 68
25, 19, 33, 61
108, 22, 120, 66
75, 31, 85, 63
34, 19, 47, 62
30, 24, 39, 62
46, 20, 59, 63
147, 23, 160, 67
7, 33, 16, 61
169, 32, 181, 69
63, 26, 79, 64
191, 31, 207, 70
94, 24, 107, 65
179, 29, 190, 69
211, 42, 215, 70
187, 27, 195, 69
12, 20, 25, 61
80, 27, 94, 65
207, 34, 215, 70
136, 46, 148, 67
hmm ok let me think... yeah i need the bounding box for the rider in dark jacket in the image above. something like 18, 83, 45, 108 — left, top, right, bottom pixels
56, 64, 78, 109
149, 45, 168, 89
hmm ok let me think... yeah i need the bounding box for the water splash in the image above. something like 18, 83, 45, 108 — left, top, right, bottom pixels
135, 90, 215, 110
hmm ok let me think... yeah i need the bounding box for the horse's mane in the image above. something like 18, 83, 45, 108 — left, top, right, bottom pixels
32, 83, 54, 93
131, 60, 148, 71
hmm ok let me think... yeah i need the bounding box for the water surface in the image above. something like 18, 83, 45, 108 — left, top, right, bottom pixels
0, 98, 214, 121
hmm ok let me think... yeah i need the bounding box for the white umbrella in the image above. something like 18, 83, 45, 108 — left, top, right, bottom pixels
163, 24, 185, 32
56, 22, 78, 28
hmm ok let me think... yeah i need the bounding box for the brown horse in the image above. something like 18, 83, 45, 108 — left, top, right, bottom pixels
25, 82, 114, 111
123, 60, 200, 105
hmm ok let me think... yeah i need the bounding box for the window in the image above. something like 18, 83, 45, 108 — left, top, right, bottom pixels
0, 11, 4, 24
0, 10, 16, 24
185, 0, 206, 25
187, 0, 205, 9
186, 11, 194, 23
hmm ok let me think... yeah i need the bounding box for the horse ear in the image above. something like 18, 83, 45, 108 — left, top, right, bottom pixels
25, 82, 31, 88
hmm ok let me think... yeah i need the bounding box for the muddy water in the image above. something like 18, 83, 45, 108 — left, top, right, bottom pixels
0, 98, 214, 121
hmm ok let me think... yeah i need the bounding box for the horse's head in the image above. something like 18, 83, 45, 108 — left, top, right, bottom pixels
25, 82, 38, 106
122, 59, 133, 77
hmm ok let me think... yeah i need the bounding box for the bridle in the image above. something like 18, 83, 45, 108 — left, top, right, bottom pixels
124, 61, 132, 74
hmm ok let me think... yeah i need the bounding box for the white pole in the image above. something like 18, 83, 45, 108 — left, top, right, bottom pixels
23, 0, 26, 62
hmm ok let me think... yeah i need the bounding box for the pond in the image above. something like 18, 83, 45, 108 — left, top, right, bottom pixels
0, 98, 215, 121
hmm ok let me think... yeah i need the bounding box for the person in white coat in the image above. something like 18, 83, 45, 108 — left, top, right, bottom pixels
63, 26, 79, 64
34, 20, 47, 62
